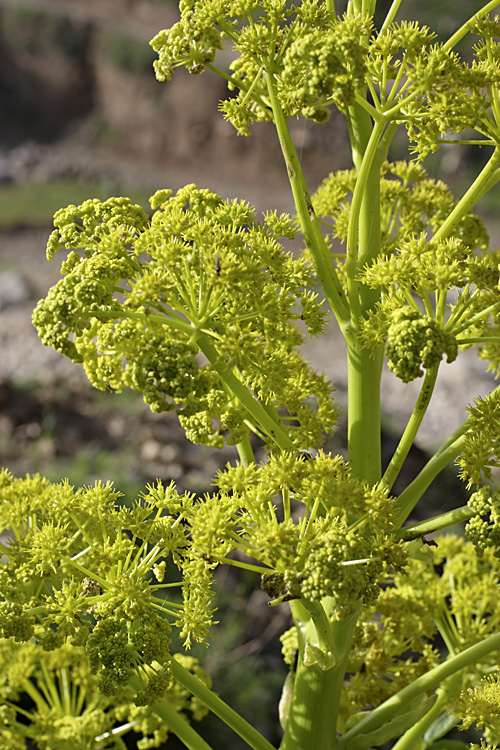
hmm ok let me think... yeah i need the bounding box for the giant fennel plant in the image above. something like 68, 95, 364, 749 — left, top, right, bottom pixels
3, 0, 500, 748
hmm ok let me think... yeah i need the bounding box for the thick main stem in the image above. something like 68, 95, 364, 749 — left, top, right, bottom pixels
346, 102, 385, 484
279, 604, 359, 750
279, 657, 339, 750
346, 341, 383, 483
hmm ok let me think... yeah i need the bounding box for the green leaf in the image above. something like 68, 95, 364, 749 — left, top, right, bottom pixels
346, 694, 437, 749
423, 710, 459, 743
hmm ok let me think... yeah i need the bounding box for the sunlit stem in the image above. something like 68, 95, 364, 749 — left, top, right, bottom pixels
338, 631, 500, 747
394, 431, 469, 527
390, 684, 457, 750
443, 0, 500, 51
236, 436, 256, 466
393, 505, 476, 540
379, 366, 439, 493
433, 148, 500, 242
168, 659, 276, 750
379, 0, 404, 33
196, 332, 295, 450
265, 69, 352, 338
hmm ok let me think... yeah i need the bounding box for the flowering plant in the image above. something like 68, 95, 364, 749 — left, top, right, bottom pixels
3, 1, 500, 748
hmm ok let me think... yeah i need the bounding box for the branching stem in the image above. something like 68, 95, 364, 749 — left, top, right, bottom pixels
380, 366, 439, 493
169, 659, 276, 750
338, 631, 500, 747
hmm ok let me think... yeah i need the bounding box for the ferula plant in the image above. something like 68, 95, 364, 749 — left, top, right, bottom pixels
5, 0, 500, 748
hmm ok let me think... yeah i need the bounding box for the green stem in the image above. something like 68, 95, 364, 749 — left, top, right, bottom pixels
326, 0, 336, 20
236, 435, 256, 467
346, 114, 386, 318
379, 0, 404, 33
196, 332, 295, 451
291, 599, 336, 670
279, 605, 359, 750
151, 697, 214, 750
326, 609, 361, 749
380, 366, 439, 493
205, 63, 269, 110
394, 504, 476, 540
265, 71, 352, 337
347, 341, 383, 483
390, 687, 452, 750
443, 0, 500, 51
392, 399, 487, 526
170, 658, 276, 750
279, 657, 339, 750
394, 431, 468, 527
345, 102, 388, 484
433, 148, 500, 243
453, 299, 500, 336
338, 630, 500, 747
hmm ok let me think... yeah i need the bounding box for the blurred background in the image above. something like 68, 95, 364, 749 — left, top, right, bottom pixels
0, 0, 497, 747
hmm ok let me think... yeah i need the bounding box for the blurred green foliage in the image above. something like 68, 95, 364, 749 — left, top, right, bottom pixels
99, 29, 157, 74
0, 180, 152, 229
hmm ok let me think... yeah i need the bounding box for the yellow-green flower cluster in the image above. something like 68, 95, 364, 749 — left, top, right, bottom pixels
0, 638, 209, 749
33, 185, 335, 449
202, 452, 402, 619
385, 307, 458, 383
340, 535, 500, 730
151, 6, 500, 157
460, 391, 500, 488
151, 5, 372, 132
456, 675, 500, 747
0, 470, 193, 706
464, 486, 500, 557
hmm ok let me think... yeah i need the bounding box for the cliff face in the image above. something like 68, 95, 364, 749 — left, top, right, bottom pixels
0, 0, 350, 196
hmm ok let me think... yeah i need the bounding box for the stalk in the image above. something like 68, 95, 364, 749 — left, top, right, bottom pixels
394, 504, 477, 540
390, 684, 455, 750
380, 366, 439, 493
346, 340, 383, 483
265, 71, 352, 339
345, 101, 386, 484
443, 0, 500, 51
379, 0, 405, 33
151, 698, 214, 750
433, 148, 500, 243
170, 658, 276, 750
338, 630, 500, 747
279, 604, 359, 750
196, 332, 295, 451
394, 432, 468, 526
278, 656, 339, 750
236, 435, 256, 466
